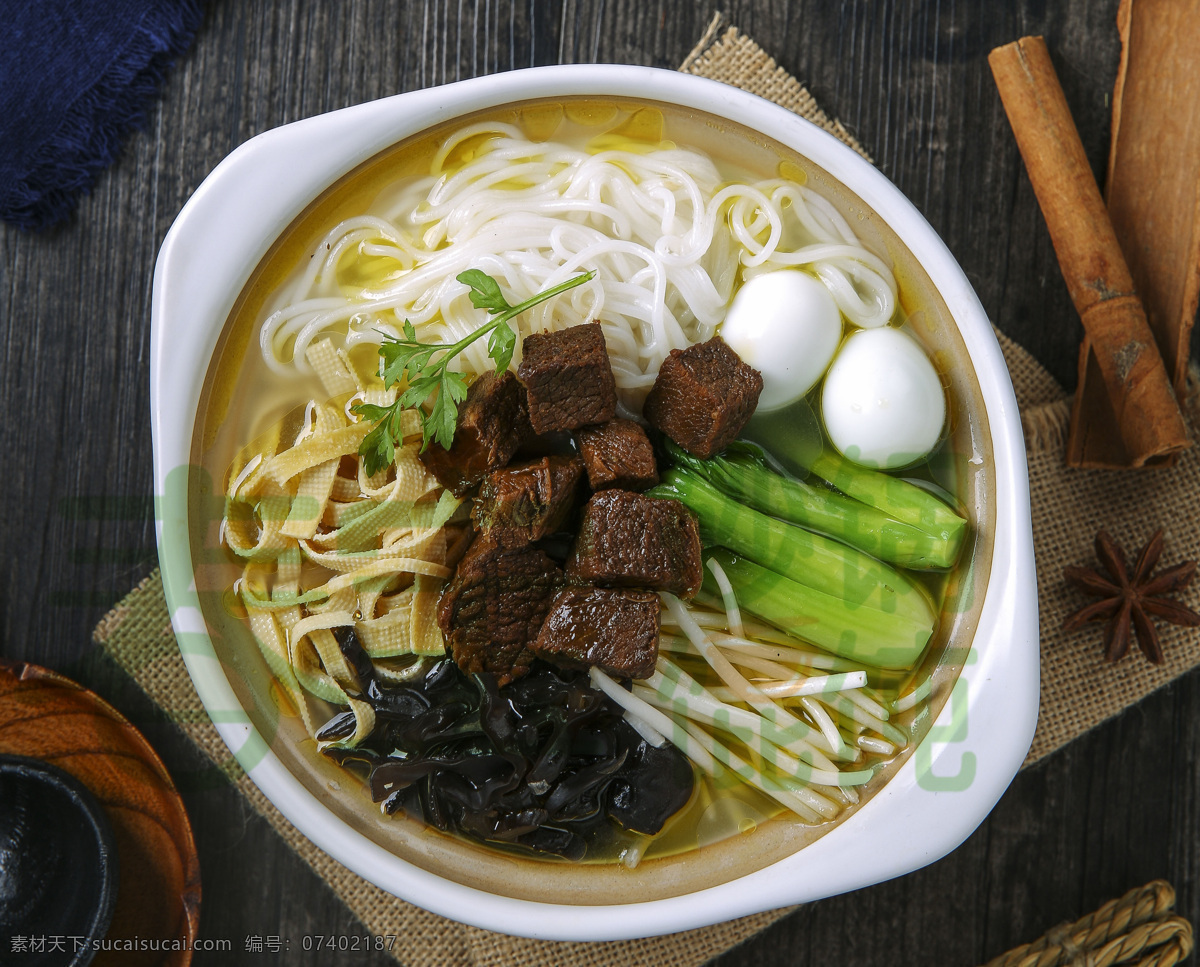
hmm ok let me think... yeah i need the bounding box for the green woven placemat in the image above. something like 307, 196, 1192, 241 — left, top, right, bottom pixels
94, 16, 1200, 967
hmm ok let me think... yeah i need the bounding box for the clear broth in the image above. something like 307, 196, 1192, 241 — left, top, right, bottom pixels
188, 97, 995, 903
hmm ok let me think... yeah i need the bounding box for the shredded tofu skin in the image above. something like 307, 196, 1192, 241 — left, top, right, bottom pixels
222, 339, 461, 748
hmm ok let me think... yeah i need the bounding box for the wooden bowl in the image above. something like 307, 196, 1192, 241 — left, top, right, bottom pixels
0, 661, 201, 967
0, 754, 119, 966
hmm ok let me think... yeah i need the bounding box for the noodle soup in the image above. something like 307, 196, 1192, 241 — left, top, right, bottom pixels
190, 97, 994, 903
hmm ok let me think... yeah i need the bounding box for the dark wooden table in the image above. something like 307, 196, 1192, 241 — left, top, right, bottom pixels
3, 2, 1197, 964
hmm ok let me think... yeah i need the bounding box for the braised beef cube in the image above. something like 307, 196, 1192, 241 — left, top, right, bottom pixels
517, 322, 617, 433
437, 534, 563, 685
642, 336, 763, 458
576, 419, 659, 491
566, 491, 702, 598
513, 428, 576, 461
471, 455, 585, 546
533, 587, 661, 679
419, 372, 530, 496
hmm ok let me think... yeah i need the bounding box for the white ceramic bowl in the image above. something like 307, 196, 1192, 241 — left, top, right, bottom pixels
151, 65, 1039, 940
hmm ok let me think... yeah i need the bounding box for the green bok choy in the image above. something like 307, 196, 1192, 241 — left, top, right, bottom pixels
648, 469, 938, 670
700, 550, 932, 670
665, 440, 966, 570
650, 468, 934, 627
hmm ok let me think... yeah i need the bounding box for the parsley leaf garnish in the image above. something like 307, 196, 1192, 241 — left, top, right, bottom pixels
457, 269, 513, 313
352, 268, 595, 474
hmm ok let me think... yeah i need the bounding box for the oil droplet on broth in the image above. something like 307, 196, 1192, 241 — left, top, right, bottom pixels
565, 100, 619, 126
436, 130, 503, 172
336, 246, 405, 292
933, 349, 953, 375
586, 108, 674, 157
611, 107, 665, 143
519, 102, 564, 141
778, 159, 807, 185
269, 679, 299, 718
222, 586, 248, 618
347, 342, 388, 385
696, 796, 771, 848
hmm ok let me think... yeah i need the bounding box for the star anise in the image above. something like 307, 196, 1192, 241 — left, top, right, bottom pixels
1062, 529, 1200, 665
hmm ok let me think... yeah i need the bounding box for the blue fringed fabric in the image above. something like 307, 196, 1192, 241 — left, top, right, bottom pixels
0, 0, 206, 230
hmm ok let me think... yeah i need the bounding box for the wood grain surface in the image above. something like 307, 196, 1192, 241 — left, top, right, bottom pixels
1, 2, 1198, 965
0, 661, 201, 967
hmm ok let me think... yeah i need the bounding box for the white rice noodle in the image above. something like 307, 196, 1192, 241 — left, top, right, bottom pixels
842, 686, 892, 723
816, 694, 909, 749
705, 557, 744, 638
676, 721, 831, 823
704, 633, 860, 672
588, 668, 705, 763
798, 696, 844, 756
662, 595, 848, 758
709, 671, 868, 701
892, 676, 934, 713
660, 611, 804, 649
257, 131, 897, 409
621, 835, 651, 871
640, 664, 840, 773
229, 453, 263, 500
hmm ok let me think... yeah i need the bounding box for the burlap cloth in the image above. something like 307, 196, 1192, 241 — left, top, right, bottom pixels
92, 19, 1200, 967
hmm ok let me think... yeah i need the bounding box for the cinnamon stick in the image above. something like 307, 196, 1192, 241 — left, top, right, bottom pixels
1070, 0, 1200, 468
988, 35, 1191, 468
